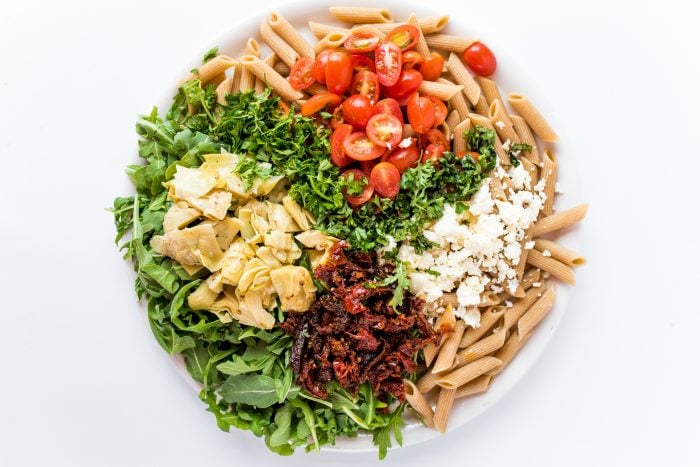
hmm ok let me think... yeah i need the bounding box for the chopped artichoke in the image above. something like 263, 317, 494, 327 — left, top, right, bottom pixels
282, 196, 314, 231
163, 202, 201, 233
267, 202, 301, 232
201, 217, 242, 251
237, 258, 270, 293
188, 190, 232, 221
238, 290, 275, 329
264, 231, 294, 251
206, 272, 225, 294
150, 224, 221, 267
255, 246, 283, 269
270, 266, 317, 313
168, 165, 218, 203
187, 281, 218, 310
252, 174, 284, 197
295, 230, 339, 250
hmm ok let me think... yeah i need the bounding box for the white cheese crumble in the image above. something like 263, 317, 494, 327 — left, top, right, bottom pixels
495, 120, 506, 130
532, 281, 542, 288
555, 182, 564, 194
542, 249, 552, 257
398, 137, 412, 148
505, 300, 513, 308
524, 240, 535, 250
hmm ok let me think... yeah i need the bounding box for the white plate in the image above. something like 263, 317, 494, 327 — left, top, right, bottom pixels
150, 0, 584, 454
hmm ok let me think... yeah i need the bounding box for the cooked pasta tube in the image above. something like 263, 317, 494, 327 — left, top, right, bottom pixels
503, 285, 543, 329
308, 21, 350, 39
269, 12, 315, 59
407, 14, 431, 59
541, 149, 557, 215
423, 306, 456, 366
510, 114, 540, 164
527, 249, 575, 285
426, 34, 477, 53
216, 75, 236, 105
489, 100, 518, 143
238, 59, 256, 92
473, 95, 489, 116
416, 369, 441, 393
476, 76, 505, 107
404, 380, 435, 428
433, 387, 456, 433
517, 284, 556, 339
454, 327, 507, 366
368, 16, 449, 34
459, 306, 506, 348
437, 356, 502, 390
488, 329, 532, 375
304, 82, 329, 95
445, 110, 461, 134
520, 157, 538, 191
245, 38, 261, 57
480, 290, 501, 306
521, 268, 541, 290
350, 23, 386, 40
329, 6, 393, 23
239, 55, 304, 101
451, 119, 471, 153
507, 93, 559, 142
490, 176, 507, 202
468, 113, 509, 165
184, 55, 238, 85
533, 239, 586, 268
444, 82, 470, 119
432, 320, 466, 374
259, 20, 299, 67
455, 375, 491, 399
273, 61, 290, 76
418, 80, 464, 101
531, 204, 588, 236
314, 31, 351, 53
445, 53, 480, 104
515, 226, 534, 280
255, 53, 277, 93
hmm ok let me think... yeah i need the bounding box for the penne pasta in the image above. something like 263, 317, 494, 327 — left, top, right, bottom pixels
441, 79, 471, 120
308, 21, 350, 39
432, 320, 466, 373
503, 285, 543, 329
521, 268, 542, 290
527, 249, 575, 285
517, 284, 556, 339
541, 149, 557, 215
245, 38, 261, 57
515, 226, 534, 279
480, 291, 501, 307
238, 59, 256, 92
531, 204, 588, 236
269, 12, 316, 59
304, 81, 329, 95
533, 239, 586, 268
185, 55, 238, 85
445, 110, 461, 134
216, 75, 236, 105
368, 16, 449, 34
404, 380, 435, 428
445, 53, 481, 104
468, 113, 510, 165
489, 176, 507, 202
419, 80, 464, 101
424, 306, 456, 366
520, 157, 539, 191
350, 23, 386, 40
473, 95, 490, 117
460, 306, 506, 348
255, 53, 277, 93
476, 76, 505, 108
455, 375, 491, 399
454, 327, 507, 366
239, 55, 304, 101
273, 61, 290, 76
488, 329, 532, 375
426, 34, 477, 53
407, 14, 431, 59
260, 20, 300, 67
314, 31, 351, 53
416, 369, 441, 393
452, 119, 471, 153
510, 114, 541, 164
489, 100, 518, 143
329, 6, 393, 23
433, 387, 456, 433
507, 93, 559, 142
437, 356, 502, 390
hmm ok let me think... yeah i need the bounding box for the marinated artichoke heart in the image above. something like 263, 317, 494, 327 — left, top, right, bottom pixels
270, 266, 317, 313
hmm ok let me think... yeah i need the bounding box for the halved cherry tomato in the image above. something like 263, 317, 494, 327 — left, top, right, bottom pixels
342, 169, 374, 207
366, 113, 403, 148
331, 124, 354, 167
407, 93, 435, 134
375, 42, 402, 87
350, 54, 376, 72
385, 25, 419, 51
289, 57, 315, 90
342, 94, 375, 129
420, 52, 444, 81
374, 98, 404, 125
301, 92, 342, 116
425, 96, 448, 126
351, 71, 380, 103
462, 41, 497, 77
278, 100, 290, 115
455, 150, 481, 162
344, 32, 381, 53
330, 106, 344, 129
311, 49, 333, 83
385, 69, 423, 101
384, 140, 420, 172
326, 51, 353, 95
419, 128, 449, 151
343, 132, 385, 161
360, 158, 379, 174
402, 50, 424, 70
370, 162, 401, 198
422, 143, 446, 163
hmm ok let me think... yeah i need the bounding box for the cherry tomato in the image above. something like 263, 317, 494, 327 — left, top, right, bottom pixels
370, 162, 401, 198
420, 52, 444, 81
385, 25, 419, 51
462, 41, 497, 77
422, 143, 446, 163
289, 57, 315, 90
365, 113, 403, 148
402, 50, 424, 70
330, 106, 344, 129
341, 169, 374, 207
375, 42, 402, 87
311, 49, 333, 83
331, 124, 355, 167
350, 54, 376, 72
343, 132, 385, 161
419, 128, 449, 151
385, 140, 420, 172
425, 96, 448, 126
301, 92, 342, 116
385, 69, 423, 101
344, 32, 380, 53
360, 158, 379, 174
351, 71, 380, 103
407, 93, 435, 134
374, 98, 404, 125
342, 94, 375, 129
326, 51, 353, 95
455, 151, 481, 162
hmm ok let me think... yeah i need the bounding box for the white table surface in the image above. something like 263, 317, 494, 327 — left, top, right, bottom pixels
1, 0, 699, 466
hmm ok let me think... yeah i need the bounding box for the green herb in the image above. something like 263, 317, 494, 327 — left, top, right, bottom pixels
507, 142, 532, 167
454, 201, 469, 214
380, 261, 411, 308
426, 269, 441, 277
235, 154, 273, 190
202, 47, 219, 63
319, 111, 333, 119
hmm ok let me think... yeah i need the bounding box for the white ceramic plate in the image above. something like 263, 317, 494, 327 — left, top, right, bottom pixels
150, 0, 584, 454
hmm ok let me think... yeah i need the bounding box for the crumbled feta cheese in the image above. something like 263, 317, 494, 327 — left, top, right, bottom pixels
542, 249, 552, 257
505, 300, 513, 308
495, 120, 506, 130
502, 139, 511, 150
524, 241, 535, 250
457, 307, 481, 328
532, 281, 542, 288
398, 137, 412, 148
555, 182, 564, 194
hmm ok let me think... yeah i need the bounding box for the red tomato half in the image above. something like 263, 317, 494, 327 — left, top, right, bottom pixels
370, 162, 401, 198
351, 71, 380, 103
374, 98, 404, 125
350, 54, 376, 72
422, 143, 446, 163
420, 52, 444, 81
342, 94, 375, 129
344, 32, 381, 53
326, 51, 353, 95
300, 92, 342, 116
341, 169, 374, 207
311, 49, 332, 83
385, 69, 423, 101
289, 57, 315, 90
407, 93, 435, 134
402, 50, 424, 70
375, 42, 402, 87
425, 96, 448, 126
419, 129, 449, 151
384, 140, 420, 172
385, 25, 419, 51
462, 41, 497, 77
343, 132, 385, 161
330, 124, 354, 167
366, 113, 403, 148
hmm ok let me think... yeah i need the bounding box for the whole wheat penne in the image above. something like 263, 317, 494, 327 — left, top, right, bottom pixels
490, 177, 507, 202
407, 14, 431, 59
245, 38, 261, 57
424, 306, 456, 366
304, 81, 329, 95
432, 320, 466, 373
426, 34, 477, 53
308, 21, 350, 39
445, 110, 461, 134
443, 80, 470, 119
452, 120, 471, 152
460, 306, 506, 348
404, 380, 435, 428
269, 12, 315, 59
329, 6, 393, 23
533, 239, 586, 268
437, 356, 502, 389
350, 23, 386, 40
216, 75, 236, 105
433, 387, 456, 433
238, 60, 256, 92
527, 249, 575, 285
488, 329, 532, 375
515, 226, 534, 279
366, 16, 449, 34
489, 100, 518, 143
419, 80, 464, 101
480, 290, 501, 306
255, 53, 277, 93
521, 268, 541, 290
445, 53, 480, 104
260, 20, 299, 67
510, 114, 540, 164
503, 285, 543, 329
520, 157, 538, 191
476, 76, 505, 107
416, 369, 440, 393
455, 375, 491, 399
541, 149, 557, 215
438, 121, 451, 140
468, 113, 509, 165
273, 61, 290, 76
185, 55, 238, 85
314, 31, 351, 53
507, 93, 558, 142
454, 327, 507, 366
474, 95, 490, 116
517, 284, 556, 338
239, 55, 304, 101
531, 204, 588, 236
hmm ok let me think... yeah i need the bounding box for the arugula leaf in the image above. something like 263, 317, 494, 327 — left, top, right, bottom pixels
380, 261, 410, 308
220, 374, 280, 408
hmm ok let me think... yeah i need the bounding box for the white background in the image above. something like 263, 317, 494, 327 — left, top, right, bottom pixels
1, 0, 699, 466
